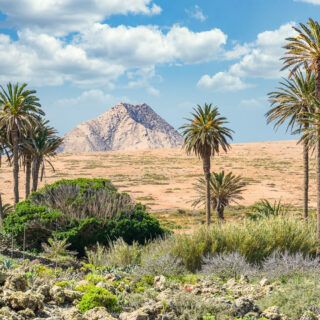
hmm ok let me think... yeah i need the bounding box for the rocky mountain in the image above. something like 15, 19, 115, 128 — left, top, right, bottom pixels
59, 103, 183, 152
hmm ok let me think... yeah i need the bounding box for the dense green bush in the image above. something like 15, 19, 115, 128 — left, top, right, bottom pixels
3, 178, 166, 255
77, 287, 118, 312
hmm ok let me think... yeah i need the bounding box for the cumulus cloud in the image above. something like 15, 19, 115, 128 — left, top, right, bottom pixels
198, 23, 296, 92
185, 5, 207, 22
294, 0, 320, 4
197, 72, 252, 92
0, 24, 227, 87
76, 23, 227, 65
0, 0, 162, 35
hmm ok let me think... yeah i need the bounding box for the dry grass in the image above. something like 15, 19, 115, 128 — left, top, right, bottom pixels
0, 140, 316, 226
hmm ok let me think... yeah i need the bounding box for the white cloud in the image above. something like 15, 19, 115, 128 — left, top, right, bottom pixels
185, 5, 206, 22
77, 23, 227, 65
240, 97, 267, 108
197, 72, 252, 92
0, 24, 227, 87
198, 23, 296, 92
0, 30, 125, 87
0, 0, 162, 35
294, 0, 320, 4
0, 22, 229, 89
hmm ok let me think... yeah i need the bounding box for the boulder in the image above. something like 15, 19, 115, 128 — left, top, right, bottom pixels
62, 307, 84, 320
3, 290, 44, 312
234, 297, 261, 317
4, 273, 29, 292
83, 307, 116, 320
119, 310, 149, 320
50, 285, 66, 305
154, 275, 166, 291
261, 306, 282, 320
64, 289, 83, 303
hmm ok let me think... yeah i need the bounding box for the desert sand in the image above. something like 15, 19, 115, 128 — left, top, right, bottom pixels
0, 140, 315, 212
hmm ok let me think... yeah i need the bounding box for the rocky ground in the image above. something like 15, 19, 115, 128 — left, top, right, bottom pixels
0, 259, 318, 320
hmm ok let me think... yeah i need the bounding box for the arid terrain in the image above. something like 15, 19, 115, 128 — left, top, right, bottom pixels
0, 140, 315, 213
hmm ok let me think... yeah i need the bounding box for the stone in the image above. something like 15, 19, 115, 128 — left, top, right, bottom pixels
119, 310, 149, 320
3, 290, 44, 312
62, 307, 84, 320
261, 306, 282, 320
83, 307, 116, 320
234, 297, 261, 317
36, 284, 51, 301
260, 278, 270, 287
50, 285, 66, 305
4, 273, 29, 292
240, 275, 249, 283
154, 275, 166, 291
17, 308, 35, 319
300, 311, 318, 320
64, 289, 83, 303
0, 272, 9, 285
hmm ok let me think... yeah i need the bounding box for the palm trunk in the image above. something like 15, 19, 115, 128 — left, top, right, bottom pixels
12, 129, 19, 205
303, 122, 309, 219
315, 61, 320, 251
25, 156, 31, 198
217, 204, 225, 221
203, 152, 211, 226
0, 193, 3, 227
32, 157, 41, 192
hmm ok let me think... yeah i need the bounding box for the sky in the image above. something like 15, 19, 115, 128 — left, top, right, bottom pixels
0, 0, 320, 143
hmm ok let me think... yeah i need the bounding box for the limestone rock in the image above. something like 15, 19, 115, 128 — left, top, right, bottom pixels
119, 309, 149, 320
154, 275, 166, 291
4, 273, 28, 292
83, 307, 116, 320
60, 103, 183, 153
50, 285, 66, 305
4, 290, 44, 312
62, 307, 84, 320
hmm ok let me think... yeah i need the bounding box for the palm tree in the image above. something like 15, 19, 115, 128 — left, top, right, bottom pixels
180, 104, 233, 226
192, 170, 247, 220
0, 83, 43, 205
282, 18, 320, 243
266, 68, 315, 219
26, 118, 63, 192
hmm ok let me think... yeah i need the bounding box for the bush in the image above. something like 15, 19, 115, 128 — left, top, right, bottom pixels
77, 287, 118, 312
172, 215, 317, 271
201, 252, 255, 279
134, 237, 185, 277
3, 178, 166, 255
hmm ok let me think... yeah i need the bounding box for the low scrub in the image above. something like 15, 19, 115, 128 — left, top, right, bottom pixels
173, 215, 317, 271
3, 178, 166, 255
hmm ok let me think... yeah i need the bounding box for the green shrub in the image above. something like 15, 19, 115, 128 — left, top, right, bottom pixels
77, 287, 118, 312
173, 215, 317, 271
258, 274, 320, 319
3, 178, 166, 255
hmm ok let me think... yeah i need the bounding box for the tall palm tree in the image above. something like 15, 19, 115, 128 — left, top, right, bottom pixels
282, 18, 320, 242
0, 83, 43, 205
180, 104, 233, 226
266, 68, 315, 219
26, 118, 63, 192
192, 170, 247, 220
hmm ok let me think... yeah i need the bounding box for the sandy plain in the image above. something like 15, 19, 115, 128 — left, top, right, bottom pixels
0, 140, 315, 215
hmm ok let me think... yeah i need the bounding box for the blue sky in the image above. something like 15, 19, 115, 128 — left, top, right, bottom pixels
1, 0, 320, 143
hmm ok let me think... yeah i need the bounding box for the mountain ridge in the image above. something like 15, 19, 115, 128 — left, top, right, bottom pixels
59, 102, 183, 152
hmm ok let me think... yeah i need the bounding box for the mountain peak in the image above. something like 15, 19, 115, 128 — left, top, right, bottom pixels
59, 102, 183, 152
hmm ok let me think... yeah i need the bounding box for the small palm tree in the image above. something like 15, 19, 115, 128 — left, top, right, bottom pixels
0, 83, 44, 204
180, 104, 233, 225
22, 117, 63, 192
192, 170, 247, 220
266, 68, 315, 219
282, 18, 320, 243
